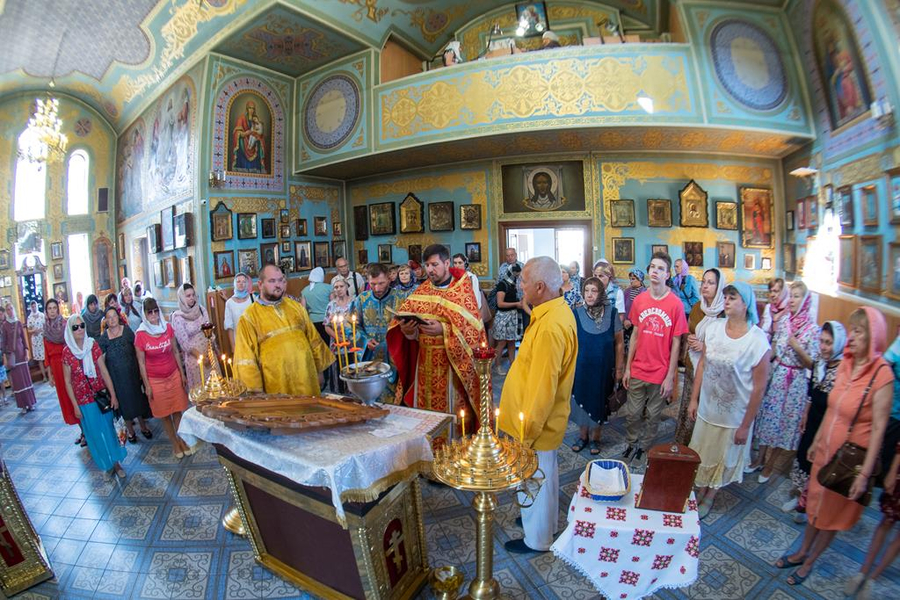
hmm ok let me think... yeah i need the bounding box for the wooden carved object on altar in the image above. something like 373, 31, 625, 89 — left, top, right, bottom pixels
635, 443, 700, 513
197, 395, 388, 434
0, 457, 54, 595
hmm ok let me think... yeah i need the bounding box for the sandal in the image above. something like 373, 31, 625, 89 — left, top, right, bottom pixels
571, 438, 588, 453
141, 429, 153, 439
127, 432, 137, 444
775, 553, 805, 569
589, 441, 601, 456
787, 567, 810, 586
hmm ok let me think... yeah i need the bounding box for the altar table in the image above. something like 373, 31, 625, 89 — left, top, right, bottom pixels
551, 473, 700, 600
180, 403, 452, 600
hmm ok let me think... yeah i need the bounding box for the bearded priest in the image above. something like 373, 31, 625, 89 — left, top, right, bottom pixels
387, 244, 485, 431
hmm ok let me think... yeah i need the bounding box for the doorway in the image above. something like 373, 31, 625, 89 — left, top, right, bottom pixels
499, 220, 593, 278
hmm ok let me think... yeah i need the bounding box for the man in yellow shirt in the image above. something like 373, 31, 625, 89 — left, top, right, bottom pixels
234, 264, 334, 394
499, 256, 577, 553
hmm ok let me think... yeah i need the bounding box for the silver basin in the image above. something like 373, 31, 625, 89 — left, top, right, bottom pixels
340, 361, 392, 405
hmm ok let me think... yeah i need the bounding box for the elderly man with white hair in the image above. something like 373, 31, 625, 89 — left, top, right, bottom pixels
499, 256, 578, 554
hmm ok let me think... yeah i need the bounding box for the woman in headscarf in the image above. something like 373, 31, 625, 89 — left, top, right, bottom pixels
1, 302, 37, 415
776, 308, 893, 587
560, 267, 583, 309
99, 306, 152, 444
452, 253, 483, 311
62, 314, 127, 478
134, 297, 192, 458
43, 299, 82, 443
569, 277, 624, 455
751, 281, 819, 482
623, 268, 646, 324
26, 300, 48, 383
301, 267, 333, 346
675, 268, 726, 445
101, 293, 128, 334
688, 282, 771, 519
759, 278, 788, 343
170, 283, 213, 391
71, 291, 84, 315
783, 321, 847, 518
119, 286, 143, 332
81, 294, 104, 339
324, 275, 354, 392
394, 265, 418, 299
672, 258, 700, 316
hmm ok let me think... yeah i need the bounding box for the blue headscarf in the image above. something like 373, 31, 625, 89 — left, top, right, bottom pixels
628, 268, 645, 282
727, 281, 759, 326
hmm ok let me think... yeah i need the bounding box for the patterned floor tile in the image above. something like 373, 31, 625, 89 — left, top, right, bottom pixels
95, 567, 136, 597
49, 537, 85, 565
122, 470, 176, 498
53, 496, 86, 518
723, 508, 800, 563
68, 565, 103, 594
422, 482, 463, 512
143, 443, 186, 466
74, 540, 116, 570
106, 544, 143, 573
440, 514, 479, 565
108, 504, 159, 541
141, 550, 214, 600
160, 503, 224, 542
178, 467, 230, 497
684, 544, 761, 599
425, 521, 460, 569
224, 549, 303, 599
64, 516, 99, 541
801, 547, 864, 600
527, 552, 572, 587
702, 487, 742, 526
536, 569, 607, 600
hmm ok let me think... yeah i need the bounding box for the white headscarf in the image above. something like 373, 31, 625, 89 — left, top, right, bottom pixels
308, 267, 325, 291
690, 268, 726, 368
64, 314, 97, 379
136, 304, 168, 336
4, 303, 18, 323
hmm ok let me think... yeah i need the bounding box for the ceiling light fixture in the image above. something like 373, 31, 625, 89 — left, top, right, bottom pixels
18, 30, 68, 164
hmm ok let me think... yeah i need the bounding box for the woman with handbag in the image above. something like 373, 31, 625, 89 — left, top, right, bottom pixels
99, 307, 153, 444
775, 307, 893, 586
687, 282, 771, 519
569, 277, 624, 455
62, 314, 127, 478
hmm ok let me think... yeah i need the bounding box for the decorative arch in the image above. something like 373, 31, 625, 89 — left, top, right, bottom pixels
212, 76, 285, 191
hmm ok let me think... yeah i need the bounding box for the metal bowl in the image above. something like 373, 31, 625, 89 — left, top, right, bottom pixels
429, 565, 464, 600
340, 361, 392, 405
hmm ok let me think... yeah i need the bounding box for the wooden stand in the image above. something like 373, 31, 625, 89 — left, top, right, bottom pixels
215, 445, 428, 600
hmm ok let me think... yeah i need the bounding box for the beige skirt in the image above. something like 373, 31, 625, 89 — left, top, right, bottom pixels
689, 417, 752, 489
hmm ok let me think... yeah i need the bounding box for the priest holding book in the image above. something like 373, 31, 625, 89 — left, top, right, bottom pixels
387, 244, 485, 428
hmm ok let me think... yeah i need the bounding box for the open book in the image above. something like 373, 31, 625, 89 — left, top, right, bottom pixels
385, 306, 429, 325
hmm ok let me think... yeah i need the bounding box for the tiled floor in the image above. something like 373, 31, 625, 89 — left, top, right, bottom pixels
4, 380, 900, 599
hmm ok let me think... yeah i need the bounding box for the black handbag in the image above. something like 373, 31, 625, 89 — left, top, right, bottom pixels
93, 389, 113, 414
816, 365, 886, 506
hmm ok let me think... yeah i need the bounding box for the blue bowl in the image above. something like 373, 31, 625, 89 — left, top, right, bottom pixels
583, 459, 631, 502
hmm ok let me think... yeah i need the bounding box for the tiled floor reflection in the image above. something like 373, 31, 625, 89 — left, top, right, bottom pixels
5, 380, 900, 599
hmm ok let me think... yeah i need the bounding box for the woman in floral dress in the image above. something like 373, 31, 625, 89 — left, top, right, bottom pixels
751, 281, 819, 482
170, 283, 214, 391
26, 301, 48, 382
561, 268, 583, 309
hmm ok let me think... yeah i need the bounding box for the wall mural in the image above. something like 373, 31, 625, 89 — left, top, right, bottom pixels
117, 74, 197, 221
212, 76, 285, 191
501, 161, 585, 213
812, 0, 872, 130
709, 19, 788, 111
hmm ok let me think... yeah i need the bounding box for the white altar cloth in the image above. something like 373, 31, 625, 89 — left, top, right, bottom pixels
179, 403, 449, 524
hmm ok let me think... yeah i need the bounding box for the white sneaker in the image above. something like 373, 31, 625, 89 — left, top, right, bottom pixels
781, 498, 798, 512
844, 573, 866, 596
857, 578, 873, 600
744, 464, 761, 474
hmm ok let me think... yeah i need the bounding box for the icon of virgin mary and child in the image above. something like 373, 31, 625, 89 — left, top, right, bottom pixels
230, 99, 267, 174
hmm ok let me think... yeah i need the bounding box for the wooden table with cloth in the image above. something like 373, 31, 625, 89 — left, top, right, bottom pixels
551, 473, 700, 600
178, 402, 450, 600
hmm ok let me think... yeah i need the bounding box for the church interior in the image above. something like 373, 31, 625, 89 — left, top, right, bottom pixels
1, 0, 900, 598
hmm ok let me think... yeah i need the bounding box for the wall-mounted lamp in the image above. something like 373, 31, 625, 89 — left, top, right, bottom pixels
789, 166, 818, 177
209, 170, 226, 188
870, 98, 894, 129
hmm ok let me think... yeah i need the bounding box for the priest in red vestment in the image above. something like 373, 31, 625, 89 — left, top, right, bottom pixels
387, 244, 486, 430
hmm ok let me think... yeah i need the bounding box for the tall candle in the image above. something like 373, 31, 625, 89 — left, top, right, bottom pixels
494, 408, 500, 436
334, 316, 344, 371
518, 412, 525, 443
459, 408, 466, 437
220, 354, 227, 379
198, 356, 204, 385
227, 358, 234, 380
351, 314, 357, 346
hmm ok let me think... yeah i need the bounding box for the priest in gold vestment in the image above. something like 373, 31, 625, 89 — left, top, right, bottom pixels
234, 264, 334, 394
387, 245, 485, 429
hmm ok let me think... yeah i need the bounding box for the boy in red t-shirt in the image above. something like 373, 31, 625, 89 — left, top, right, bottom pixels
622, 252, 688, 464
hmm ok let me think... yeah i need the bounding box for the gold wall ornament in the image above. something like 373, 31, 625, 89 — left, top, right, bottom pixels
340, 0, 388, 23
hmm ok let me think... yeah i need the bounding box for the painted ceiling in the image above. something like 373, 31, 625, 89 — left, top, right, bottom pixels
0, 0, 779, 132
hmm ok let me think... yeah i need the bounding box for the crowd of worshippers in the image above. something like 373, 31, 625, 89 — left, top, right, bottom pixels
6, 244, 900, 598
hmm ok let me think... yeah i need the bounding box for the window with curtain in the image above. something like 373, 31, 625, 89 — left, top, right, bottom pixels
67, 149, 89, 215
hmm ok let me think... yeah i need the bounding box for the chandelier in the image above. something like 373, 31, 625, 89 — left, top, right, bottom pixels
18, 92, 68, 164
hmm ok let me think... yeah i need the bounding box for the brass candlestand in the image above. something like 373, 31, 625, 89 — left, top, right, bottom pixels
431, 348, 539, 600
188, 323, 248, 535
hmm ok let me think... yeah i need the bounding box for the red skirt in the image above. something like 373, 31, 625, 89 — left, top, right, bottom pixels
44, 340, 79, 425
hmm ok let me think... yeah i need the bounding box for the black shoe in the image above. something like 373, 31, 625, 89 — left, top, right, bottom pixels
515, 516, 522, 527
504, 539, 546, 554
74, 434, 84, 445
633, 448, 644, 461
141, 429, 153, 440
621, 445, 635, 460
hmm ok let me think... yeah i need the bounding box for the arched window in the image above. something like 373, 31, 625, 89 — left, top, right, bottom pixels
67, 149, 89, 215
13, 135, 47, 222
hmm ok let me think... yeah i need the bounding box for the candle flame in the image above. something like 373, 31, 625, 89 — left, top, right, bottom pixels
519, 412, 524, 421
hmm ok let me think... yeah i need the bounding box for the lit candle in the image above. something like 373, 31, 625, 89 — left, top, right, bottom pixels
198, 356, 204, 385
519, 411, 525, 443
227, 358, 234, 380
460, 408, 466, 437
338, 315, 349, 368
351, 314, 357, 346
220, 354, 227, 379
333, 316, 344, 371
494, 408, 500, 436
